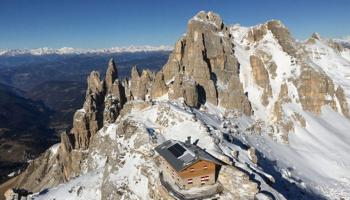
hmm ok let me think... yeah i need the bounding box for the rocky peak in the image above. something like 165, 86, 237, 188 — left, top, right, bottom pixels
150, 71, 168, 99
162, 11, 251, 114
86, 71, 104, 96
311, 32, 321, 40
131, 65, 140, 79
105, 58, 118, 92
130, 66, 153, 100
192, 11, 224, 31
306, 32, 322, 45
266, 20, 298, 57
74, 71, 106, 149
246, 24, 268, 43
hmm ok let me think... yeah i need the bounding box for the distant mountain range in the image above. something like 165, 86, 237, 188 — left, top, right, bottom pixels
334, 36, 350, 48
0, 45, 173, 56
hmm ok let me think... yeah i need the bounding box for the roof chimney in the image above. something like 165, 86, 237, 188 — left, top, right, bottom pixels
186, 136, 191, 144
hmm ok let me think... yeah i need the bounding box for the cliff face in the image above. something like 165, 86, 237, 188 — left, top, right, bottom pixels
162, 11, 252, 115
230, 18, 350, 142
3, 11, 350, 200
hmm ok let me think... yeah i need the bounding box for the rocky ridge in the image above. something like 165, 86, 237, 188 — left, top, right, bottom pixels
2, 11, 350, 200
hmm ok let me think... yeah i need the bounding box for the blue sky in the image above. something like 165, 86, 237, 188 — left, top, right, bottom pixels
0, 0, 349, 49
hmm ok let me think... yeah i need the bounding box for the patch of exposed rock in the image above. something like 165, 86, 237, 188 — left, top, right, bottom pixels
335, 86, 350, 117
296, 65, 338, 114
73, 71, 105, 149
168, 74, 199, 107
246, 24, 268, 43
255, 50, 277, 79
150, 71, 168, 99
104, 59, 127, 124
306, 32, 321, 45
250, 55, 272, 106
218, 166, 259, 199
129, 66, 153, 100
266, 20, 298, 57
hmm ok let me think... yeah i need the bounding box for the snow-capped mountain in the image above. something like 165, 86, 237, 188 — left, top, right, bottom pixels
0, 45, 173, 56
2, 11, 350, 200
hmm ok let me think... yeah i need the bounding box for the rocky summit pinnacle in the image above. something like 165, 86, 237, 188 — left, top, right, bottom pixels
311, 32, 321, 40
163, 11, 252, 114
105, 58, 118, 92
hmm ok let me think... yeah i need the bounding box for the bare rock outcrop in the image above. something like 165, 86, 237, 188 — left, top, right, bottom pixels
105, 59, 118, 92
72, 71, 105, 149
246, 24, 268, 43
150, 71, 168, 99
250, 55, 272, 106
255, 50, 277, 79
218, 166, 259, 199
169, 74, 199, 107
270, 83, 295, 142
130, 66, 152, 100
296, 66, 337, 114
163, 11, 252, 114
247, 147, 258, 164
163, 37, 185, 82
104, 80, 127, 124
104, 60, 127, 124
335, 86, 350, 117
218, 77, 252, 115
267, 20, 298, 57
7, 143, 77, 194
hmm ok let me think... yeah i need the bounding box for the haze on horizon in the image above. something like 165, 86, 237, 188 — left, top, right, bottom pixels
0, 0, 349, 49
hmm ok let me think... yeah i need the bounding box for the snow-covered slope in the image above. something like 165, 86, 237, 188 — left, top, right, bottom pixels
305, 36, 350, 102
0, 45, 173, 56
247, 106, 350, 198
29, 101, 350, 200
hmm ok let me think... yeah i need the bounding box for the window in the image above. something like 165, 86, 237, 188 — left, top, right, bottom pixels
190, 168, 194, 172
201, 176, 209, 182
187, 178, 193, 184
203, 165, 208, 170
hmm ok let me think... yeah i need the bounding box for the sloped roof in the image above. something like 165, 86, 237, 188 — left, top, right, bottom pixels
155, 139, 224, 172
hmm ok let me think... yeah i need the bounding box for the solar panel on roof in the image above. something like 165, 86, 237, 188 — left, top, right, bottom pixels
168, 143, 186, 158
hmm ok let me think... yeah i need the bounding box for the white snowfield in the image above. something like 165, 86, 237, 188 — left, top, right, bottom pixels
0, 45, 173, 56
305, 36, 350, 102
31, 100, 350, 200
